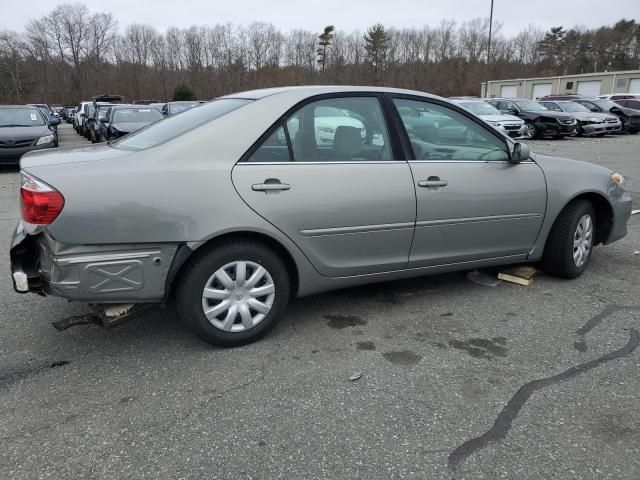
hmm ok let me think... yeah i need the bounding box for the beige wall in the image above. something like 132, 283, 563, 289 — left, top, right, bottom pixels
484, 71, 640, 98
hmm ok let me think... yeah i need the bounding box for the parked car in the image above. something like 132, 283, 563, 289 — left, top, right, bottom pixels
64, 107, 77, 123
9, 86, 632, 347
538, 94, 586, 101
537, 100, 622, 136
89, 104, 115, 143
571, 98, 640, 133
82, 103, 111, 139
162, 101, 201, 117
486, 98, 578, 139
614, 98, 640, 110
73, 101, 91, 134
0, 105, 57, 164
133, 99, 162, 105
597, 93, 640, 100
96, 105, 164, 141
29, 104, 59, 146
451, 99, 526, 138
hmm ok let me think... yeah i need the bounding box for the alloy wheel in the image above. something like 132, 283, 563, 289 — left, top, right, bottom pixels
573, 214, 593, 267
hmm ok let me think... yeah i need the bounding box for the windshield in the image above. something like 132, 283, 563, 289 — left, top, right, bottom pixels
592, 100, 618, 110
0, 107, 46, 127
513, 100, 548, 111
459, 102, 501, 115
113, 108, 164, 123
559, 102, 590, 113
113, 98, 252, 150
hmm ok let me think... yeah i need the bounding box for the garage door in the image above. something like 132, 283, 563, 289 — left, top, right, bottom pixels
577, 80, 602, 97
500, 85, 517, 98
532, 83, 553, 99
629, 78, 640, 93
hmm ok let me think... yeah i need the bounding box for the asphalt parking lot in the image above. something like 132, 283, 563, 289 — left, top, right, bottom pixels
1, 125, 639, 479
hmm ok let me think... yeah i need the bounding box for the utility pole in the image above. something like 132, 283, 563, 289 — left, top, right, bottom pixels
484, 0, 495, 98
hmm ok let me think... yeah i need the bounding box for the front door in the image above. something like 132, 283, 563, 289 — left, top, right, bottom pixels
232, 95, 416, 277
392, 97, 547, 268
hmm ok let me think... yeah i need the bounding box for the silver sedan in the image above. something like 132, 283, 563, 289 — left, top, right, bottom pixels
10, 86, 632, 346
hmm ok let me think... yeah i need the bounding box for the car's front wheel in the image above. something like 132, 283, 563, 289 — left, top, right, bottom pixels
176, 241, 291, 347
524, 122, 539, 139
542, 199, 596, 278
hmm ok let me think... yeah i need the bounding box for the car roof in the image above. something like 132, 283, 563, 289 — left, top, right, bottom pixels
0, 105, 42, 109
221, 85, 441, 101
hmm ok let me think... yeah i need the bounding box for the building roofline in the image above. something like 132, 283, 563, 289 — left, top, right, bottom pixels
483, 70, 640, 85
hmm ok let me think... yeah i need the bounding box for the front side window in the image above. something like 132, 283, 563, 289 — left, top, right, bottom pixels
393, 98, 510, 162
113, 98, 251, 150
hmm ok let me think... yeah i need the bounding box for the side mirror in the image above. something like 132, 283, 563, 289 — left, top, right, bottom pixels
590, 107, 599, 113
510, 142, 530, 163
99, 117, 108, 123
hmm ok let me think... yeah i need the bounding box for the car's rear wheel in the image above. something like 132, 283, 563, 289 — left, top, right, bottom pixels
542, 199, 596, 279
176, 241, 291, 347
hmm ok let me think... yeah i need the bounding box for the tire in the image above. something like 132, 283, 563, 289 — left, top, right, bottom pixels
576, 122, 584, 136
524, 122, 539, 139
542, 199, 596, 279
176, 240, 291, 347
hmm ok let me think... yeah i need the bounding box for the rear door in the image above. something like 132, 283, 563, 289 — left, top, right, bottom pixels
232, 95, 416, 277
391, 96, 547, 268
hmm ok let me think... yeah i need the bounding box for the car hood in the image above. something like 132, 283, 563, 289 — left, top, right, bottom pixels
522, 110, 574, 120
0, 125, 51, 140
533, 152, 612, 178
569, 111, 616, 121
20, 143, 135, 168
613, 106, 640, 116
478, 114, 523, 123
112, 122, 151, 133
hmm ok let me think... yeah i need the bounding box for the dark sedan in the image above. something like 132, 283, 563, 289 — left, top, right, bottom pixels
572, 98, 640, 133
97, 105, 164, 141
485, 98, 577, 139
0, 105, 57, 164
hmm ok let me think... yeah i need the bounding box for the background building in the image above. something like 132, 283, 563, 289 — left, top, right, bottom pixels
482, 70, 640, 99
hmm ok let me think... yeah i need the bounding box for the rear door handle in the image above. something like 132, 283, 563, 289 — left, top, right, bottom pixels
252, 182, 291, 192
418, 178, 448, 188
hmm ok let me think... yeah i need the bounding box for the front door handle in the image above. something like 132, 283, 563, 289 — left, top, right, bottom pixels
418, 177, 448, 188
252, 179, 291, 192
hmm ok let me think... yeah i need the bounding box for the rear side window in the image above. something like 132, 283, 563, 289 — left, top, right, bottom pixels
113, 98, 251, 150
247, 96, 392, 162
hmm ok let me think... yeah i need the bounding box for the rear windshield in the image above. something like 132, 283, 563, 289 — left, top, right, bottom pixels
0, 107, 46, 127
113, 108, 164, 123
113, 98, 252, 150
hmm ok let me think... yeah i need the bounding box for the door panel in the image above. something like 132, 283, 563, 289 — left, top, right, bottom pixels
232, 163, 416, 277
408, 161, 547, 267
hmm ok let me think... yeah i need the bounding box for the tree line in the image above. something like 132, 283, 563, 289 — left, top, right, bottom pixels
0, 3, 639, 104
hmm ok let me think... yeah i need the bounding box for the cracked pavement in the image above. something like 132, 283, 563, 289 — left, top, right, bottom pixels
1, 126, 640, 479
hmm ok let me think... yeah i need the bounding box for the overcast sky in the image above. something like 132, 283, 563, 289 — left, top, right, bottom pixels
2, 0, 639, 36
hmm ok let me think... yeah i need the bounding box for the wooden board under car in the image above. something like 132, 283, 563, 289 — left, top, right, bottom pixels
497, 266, 537, 286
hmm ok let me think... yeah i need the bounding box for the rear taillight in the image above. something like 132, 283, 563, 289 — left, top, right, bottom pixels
20, 172, 65, 234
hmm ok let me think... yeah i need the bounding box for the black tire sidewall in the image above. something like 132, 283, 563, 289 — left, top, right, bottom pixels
176, 242, 290, 347
544, 200, 596, 278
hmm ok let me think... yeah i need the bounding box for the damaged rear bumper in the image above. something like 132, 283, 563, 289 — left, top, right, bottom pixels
10, 222, 179, 302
